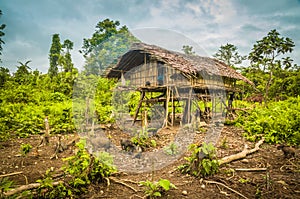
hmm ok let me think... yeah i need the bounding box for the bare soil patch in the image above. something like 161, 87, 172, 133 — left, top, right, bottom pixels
1, 126, 299, 198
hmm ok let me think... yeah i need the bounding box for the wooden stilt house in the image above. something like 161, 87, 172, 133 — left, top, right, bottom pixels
106, 42, 253, 127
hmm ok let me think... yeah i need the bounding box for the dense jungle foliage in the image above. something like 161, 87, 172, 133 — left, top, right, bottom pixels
0, 16, 299, 147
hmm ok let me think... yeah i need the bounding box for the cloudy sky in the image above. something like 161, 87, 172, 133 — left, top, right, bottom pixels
1, 0, 300, 73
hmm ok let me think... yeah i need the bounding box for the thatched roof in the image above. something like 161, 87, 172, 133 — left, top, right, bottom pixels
106, 42, 253, 85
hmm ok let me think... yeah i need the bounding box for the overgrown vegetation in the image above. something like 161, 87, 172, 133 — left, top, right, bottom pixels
233, 97, 300, 145
19, 141, 117, 198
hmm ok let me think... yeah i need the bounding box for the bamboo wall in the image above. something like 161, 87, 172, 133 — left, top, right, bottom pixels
124, 57, 235, 91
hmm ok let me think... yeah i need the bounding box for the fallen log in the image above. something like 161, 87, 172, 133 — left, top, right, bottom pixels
218, 138, 265, 165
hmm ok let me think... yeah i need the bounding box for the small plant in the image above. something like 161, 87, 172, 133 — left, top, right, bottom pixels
62, 140, 117, 192
20, 143, 32, 155
163, 142, 179, 156
131, 127, 153, 149
36, 169, 71, 198
139, 178, 176, 198
220, 136, 229, 149
198, 127, 207, 133
0, 177, 14, 197
150, 139, 157, 147
178, 142, 219, 177
239, 178, 250, 184
223, 168, 235, 177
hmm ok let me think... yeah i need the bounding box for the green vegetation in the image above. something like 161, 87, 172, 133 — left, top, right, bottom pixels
163, 142, 179, 156
20, 143, 32, 155
139, 178, 176, 198
62, 141, 116, 190
80, 18, 139, 75
32, 141, 117, 198
0, 13, 299, 198
0, 177, 14, 197
131, 127, 153, 150
179, 143, 219, 177
213, 43, 246, 69
234, 97, 300, 145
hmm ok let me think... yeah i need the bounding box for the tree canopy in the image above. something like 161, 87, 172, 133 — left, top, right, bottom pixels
182, 45, 195, 55
48, 34, 62, 77
80, 18, 139, 75
213, 43, 246, 69
248, 29, 295, 104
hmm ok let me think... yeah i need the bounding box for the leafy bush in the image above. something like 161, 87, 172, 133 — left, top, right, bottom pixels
235, 97, 300, 145
131, 127, 157, 150
139, 178, 176, 198
31, 140, 117, 198
179, 142, 219, 177
62, 140, 116, 192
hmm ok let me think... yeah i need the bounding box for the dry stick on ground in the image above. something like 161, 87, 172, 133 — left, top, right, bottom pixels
234, 168, 267, 172
218, 138, 265, 165
0, 171, 23, 178
109, 177, 137, 192
204, 180, 248, 199
4, 181, 63, 197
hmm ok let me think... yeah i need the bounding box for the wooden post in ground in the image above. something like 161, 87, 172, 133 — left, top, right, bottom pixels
39, 116, 50, 146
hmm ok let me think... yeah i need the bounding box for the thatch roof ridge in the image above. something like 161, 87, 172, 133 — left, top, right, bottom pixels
130, 42, 253, 85
106, 42, 253, 85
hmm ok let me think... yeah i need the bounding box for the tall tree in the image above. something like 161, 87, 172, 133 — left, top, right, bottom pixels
213, 43, 246, 69
248, 29, 294, 105
61, 39, 74, 72
0, 10, 6, 62
48, 34, 62, 77
182, 45, 195, 55
80, 18, 139, 75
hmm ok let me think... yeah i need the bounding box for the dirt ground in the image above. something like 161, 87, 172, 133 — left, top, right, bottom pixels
0, 125, 299, 199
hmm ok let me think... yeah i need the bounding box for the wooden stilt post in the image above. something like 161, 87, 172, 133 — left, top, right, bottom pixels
171, 88, 174, 126
132, 91, 145, 125
211, 92, 214, 117
219, 95, 222, 114
164, 86, 170, 127
187, 87, 192, 124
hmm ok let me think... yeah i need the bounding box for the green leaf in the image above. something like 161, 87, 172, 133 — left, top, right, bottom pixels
159, 179, 171, 191
153, 191, 162, 197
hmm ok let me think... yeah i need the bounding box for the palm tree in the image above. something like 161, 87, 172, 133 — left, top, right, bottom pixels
16, 60, 31, 74
14, 60, 32, 83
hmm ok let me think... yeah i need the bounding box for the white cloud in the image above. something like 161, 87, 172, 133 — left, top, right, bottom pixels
1, 0, 300, 73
